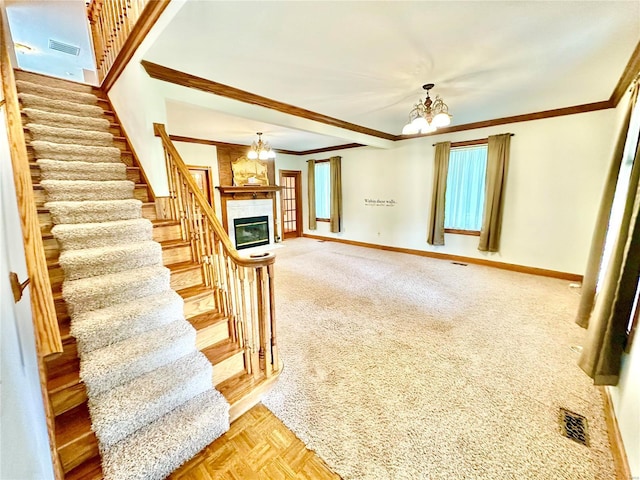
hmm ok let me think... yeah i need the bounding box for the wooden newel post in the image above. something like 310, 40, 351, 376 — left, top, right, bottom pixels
249, 268, 260, 378
267, 263, 278, 373
256, 266, 272, 377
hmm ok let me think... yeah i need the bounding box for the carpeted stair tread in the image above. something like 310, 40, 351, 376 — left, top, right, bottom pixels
18, 93, 104, 117
89, 351, 213, 448
31, 140, 122, 163
59, 240, 162, 281
52, 218, 152, 251
46, 199, 141, 225
63, 265, 170, 316
100, 389, 230, 480
23, 108, 110, 132
71, 290, 184, 354
37, 159, 127, 182
80, 320, 196, 397
27, 123, 114, 147
16, 80, 99, 105
41, 180, 134, 202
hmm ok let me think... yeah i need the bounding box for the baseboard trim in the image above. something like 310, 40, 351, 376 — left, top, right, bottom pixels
302, 234, 583, 282
600, 387, 632, 480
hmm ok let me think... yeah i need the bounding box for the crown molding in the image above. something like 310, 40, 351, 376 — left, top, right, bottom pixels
142, 60, 396, 141
401, 100, 613, 141
610, 40, 640, 107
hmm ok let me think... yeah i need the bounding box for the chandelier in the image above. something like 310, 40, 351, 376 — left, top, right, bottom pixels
247, 132, 276, 160
401, 83, 452, 135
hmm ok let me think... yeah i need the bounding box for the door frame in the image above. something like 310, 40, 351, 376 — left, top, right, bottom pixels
279, 169, 303, 239
187, 165, 215, 207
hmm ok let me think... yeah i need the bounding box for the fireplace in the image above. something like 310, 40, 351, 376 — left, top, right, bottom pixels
234, 216, 270, 250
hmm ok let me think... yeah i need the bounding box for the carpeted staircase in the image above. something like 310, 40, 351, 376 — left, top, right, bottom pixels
17, 77, 230, 479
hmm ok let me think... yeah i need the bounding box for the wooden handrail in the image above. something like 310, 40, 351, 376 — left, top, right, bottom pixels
87, 0, 170, 88
0, 10, 62, 358
154, 123, 279, 379
153, 123, 274, 267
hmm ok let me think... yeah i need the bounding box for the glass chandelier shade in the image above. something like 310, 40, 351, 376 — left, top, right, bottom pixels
402, 84, 452, 135
247, 132, 276, 160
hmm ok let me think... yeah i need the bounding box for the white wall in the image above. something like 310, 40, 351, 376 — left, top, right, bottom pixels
107, 0, 186, 197
172, 141, 222, 220
0, 105, 54, 479
277, 108, 617, 275
608, 88, 640, 478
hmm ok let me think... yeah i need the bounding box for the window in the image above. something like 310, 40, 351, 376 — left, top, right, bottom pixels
444, 144, 488, 233
315, 161, 330, 221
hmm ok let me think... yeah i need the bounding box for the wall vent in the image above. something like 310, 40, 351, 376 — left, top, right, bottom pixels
48, 39, 80, 56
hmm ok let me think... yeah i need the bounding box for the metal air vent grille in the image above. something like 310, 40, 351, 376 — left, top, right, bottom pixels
48, 39, 80, 56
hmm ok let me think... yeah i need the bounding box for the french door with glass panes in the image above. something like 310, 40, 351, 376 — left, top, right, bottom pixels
280, 170, 302, 239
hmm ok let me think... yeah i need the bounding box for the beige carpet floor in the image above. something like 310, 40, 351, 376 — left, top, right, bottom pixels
263, 238, 616, 480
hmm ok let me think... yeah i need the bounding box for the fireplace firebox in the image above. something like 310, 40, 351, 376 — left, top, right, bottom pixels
234, 216, 270, 250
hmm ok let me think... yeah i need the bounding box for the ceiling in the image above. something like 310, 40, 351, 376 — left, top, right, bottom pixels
6, 0, 96, 83
144, 0, 640, 151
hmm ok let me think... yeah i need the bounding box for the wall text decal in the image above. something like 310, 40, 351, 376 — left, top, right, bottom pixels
364, 198, 396, 207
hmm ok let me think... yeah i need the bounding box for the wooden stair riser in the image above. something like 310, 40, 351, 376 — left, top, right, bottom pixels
56, 405, 98, 473
43, 237, 60, 261
170, 265, 205, 291
38, 211, 52, 235
66, 457, 102, 480
126, 167, 141, 183
51, 381, 86, 417
58, 434, 99, 474
183, 289, 217, 319
109, 124, 123, 136
153, 222, 182, 243
45, 339, 77, 374
142, 202, 157, 221
162, 243, 193, 265
213, 350, 246, 386
48, 263, 64, 291
195, 320, 230, 350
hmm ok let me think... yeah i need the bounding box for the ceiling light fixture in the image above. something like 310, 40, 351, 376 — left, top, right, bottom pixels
402, 83, 452, 135
14, 42, 34, 54
247, 132, 276, 160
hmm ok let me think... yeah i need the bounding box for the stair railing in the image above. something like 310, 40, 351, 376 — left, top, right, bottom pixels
87, 0, 170, 89
154, 123, 280, 379
0, 10, 62, 358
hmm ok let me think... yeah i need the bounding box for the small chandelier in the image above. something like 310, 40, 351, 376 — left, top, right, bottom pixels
402, 83, 452, 135
247, 132, 276, 160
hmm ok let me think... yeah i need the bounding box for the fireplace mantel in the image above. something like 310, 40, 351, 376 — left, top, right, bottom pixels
216, 185, 281, 198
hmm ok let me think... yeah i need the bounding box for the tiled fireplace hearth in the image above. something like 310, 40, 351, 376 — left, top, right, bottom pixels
216, 185, 281, 252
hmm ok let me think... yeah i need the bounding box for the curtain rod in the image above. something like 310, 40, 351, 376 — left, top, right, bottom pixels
432, 133, 515, 147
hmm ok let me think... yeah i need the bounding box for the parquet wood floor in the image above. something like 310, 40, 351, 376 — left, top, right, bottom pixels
169, 404, 341, 480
